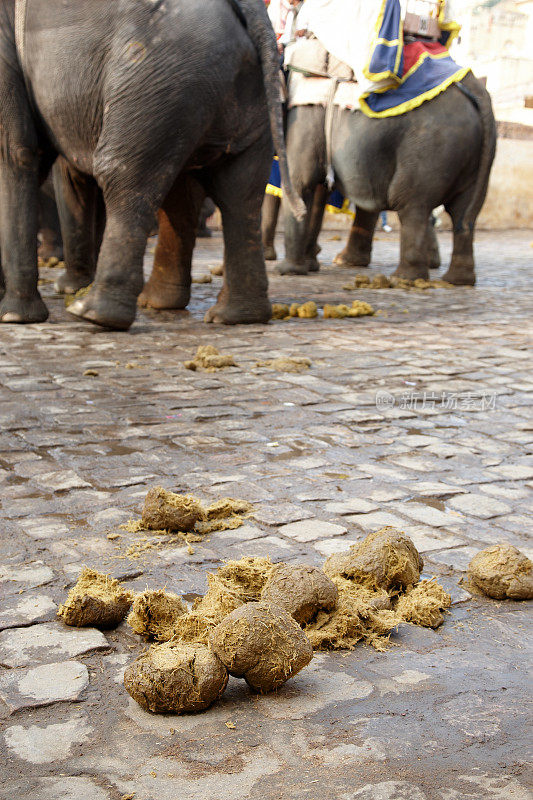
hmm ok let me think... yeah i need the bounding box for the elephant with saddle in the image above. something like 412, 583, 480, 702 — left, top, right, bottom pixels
0, 0, 302, 329
275, 52, 496, 284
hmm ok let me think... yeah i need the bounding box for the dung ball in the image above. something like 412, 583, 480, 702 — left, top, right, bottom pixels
124, 641, 228, 714
324, 527, 423, 591
468, 544, 533, 600
58, 568, 133, 630
210, 601, 313, 693
261, 564, 338, 624
141, 487, 205, 532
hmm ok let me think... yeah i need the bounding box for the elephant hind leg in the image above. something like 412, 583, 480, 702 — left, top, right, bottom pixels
442, 192, 476, 286
203, 136, 271, 325
138, 173, 204, 311
393, 206, 433, 281
334, 208, 378, 268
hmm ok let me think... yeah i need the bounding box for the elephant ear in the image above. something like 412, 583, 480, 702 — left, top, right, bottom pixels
237, 0, 306, 222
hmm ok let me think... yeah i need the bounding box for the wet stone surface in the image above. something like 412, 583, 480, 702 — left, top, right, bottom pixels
0, 229, 532, 799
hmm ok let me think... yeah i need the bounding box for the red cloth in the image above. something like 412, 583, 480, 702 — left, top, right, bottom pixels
402, 41, 448, 76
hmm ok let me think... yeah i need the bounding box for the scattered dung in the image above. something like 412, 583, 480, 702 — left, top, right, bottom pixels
58, 567, 133, 630
64, 284, 92, 307
261, 564, 338, 624
255, 356, 311, 373
127, 590, 187, 641
343, 274, 454, 291
304, 577, 398, 651
271, 303, 290, 320
467, 544, 533, 600
184, 345, 236, 371
323, 301, 375, 318
210, 601, 313, 693
324, 527, 423, 592
38, 256, 62, 268
142, 487, 205, 533
124, 641, 228, 714
191, 273, 213, 284
395, 578, 451, 628
289, 301, 318, 319
210, 263, 224, 276
195, 498, 254, 534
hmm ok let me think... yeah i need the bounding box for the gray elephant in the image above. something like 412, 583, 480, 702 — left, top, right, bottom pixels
0, 0, 301, 329
277, 72, 496, 284
262, 184, 441, 272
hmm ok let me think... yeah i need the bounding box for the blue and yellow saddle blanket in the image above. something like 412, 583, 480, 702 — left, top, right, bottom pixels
360, 0, 469, 118
266, 158, 353, 214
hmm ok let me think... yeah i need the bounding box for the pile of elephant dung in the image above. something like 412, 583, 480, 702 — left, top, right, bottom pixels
323, 301, 375, 319
124, 641, 229, 714
343, 273, 454, 291
304, 576, 398, 651
58, 568, 133, 630
271, 303, 291, 320
323, 527, 423, 592
255, 356, 311, 373
290, 301, 318, 319
210, 601, 313, 693
127, 589, 187, 641
38, 256, 63, 269
191, 273, 213, 284
394, 579, 451, 628
122, 487, 254, 540
64, 284, 92, 307
142, 488, 204, 532
467, 544, 533, 600
184, 345, 237, 371
261, 564, 338, 624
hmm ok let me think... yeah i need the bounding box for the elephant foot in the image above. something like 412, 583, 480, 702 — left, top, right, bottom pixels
0, 292, 49, 324
138, 279, 190, 310
392, 264, 429, 281
441, 267, 476, 286
67, 286, 136, 330
275, 260, 309, 276
54, 271, 93, 295
204, 297, 271, 325
306, 256, 320, 273
333, 248, 371, 268
263, 245, 277, 261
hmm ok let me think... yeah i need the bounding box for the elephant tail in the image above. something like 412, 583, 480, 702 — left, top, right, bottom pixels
238, 0, 306, 221
461, 72, 497, 229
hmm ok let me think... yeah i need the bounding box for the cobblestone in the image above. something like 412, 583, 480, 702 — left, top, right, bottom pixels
0, 229, 531, 798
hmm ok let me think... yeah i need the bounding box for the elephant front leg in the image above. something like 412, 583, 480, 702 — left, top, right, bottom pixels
334, 208, 378, 268
53, 158, 99, 295
0, 159, 48, 324
204, 142, 271, 325
261, 193, 281, 261
393, 207, 433, 281
139, 174, 204, 310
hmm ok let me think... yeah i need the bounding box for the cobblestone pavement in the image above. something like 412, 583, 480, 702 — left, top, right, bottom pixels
1, 229, 532, 800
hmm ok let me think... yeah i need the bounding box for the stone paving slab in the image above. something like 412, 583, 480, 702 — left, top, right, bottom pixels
0, 229, 532, 798
0, 661, 88, 715
0, 623, 109, 668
